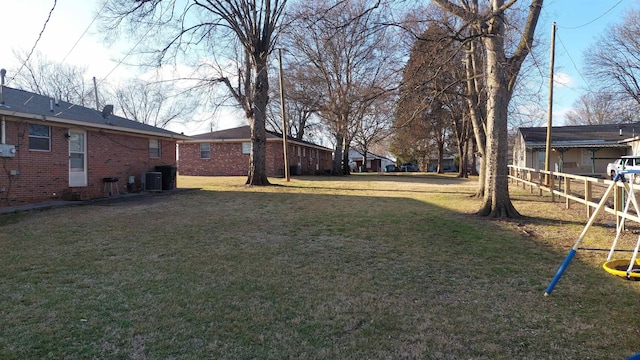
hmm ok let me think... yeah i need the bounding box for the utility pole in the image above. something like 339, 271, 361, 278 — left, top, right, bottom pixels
278, 49, 290, 182
544, 22, 556, 185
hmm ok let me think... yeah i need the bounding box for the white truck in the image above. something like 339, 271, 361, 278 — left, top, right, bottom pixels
607, 155, 640, 180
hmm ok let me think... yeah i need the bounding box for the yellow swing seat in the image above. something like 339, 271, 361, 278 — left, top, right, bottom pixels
603, 259, 640, 279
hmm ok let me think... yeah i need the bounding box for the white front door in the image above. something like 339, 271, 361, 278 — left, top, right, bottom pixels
69, 130, 87, 187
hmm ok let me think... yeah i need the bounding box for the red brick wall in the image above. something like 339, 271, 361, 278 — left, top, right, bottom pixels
0, 118, 176, 206
179, 140, 332, 177
288, 144, 333, 175
179, 142, 250, 176
268, 142, 285, 177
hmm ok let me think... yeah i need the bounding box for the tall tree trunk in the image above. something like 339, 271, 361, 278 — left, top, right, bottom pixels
437, 136, 445, 174
342, 139, 350, 175
332, 133, 344, 175
464, 39, 487, 197
451, 112, 469, 178
246, 59, 270, 186
457, 140, 466, 178
362, 152, 368, 173
343, 125, 355, 175
470, 139, 478, 176
478, 32, 520, 217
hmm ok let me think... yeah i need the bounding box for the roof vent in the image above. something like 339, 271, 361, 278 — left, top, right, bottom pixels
0, 68, 6, 107
101, 104, 113, 119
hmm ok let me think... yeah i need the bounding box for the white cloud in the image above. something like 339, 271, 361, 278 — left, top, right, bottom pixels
553, 72, 574, 88
552, 106, 572, 127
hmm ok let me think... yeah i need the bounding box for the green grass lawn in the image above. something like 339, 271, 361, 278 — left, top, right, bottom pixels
1, 174, 640, 359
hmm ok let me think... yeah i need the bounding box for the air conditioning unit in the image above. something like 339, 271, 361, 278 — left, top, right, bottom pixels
142, 172, 162, 191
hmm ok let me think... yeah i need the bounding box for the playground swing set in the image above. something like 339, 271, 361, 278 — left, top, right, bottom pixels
545, 169, 640, 296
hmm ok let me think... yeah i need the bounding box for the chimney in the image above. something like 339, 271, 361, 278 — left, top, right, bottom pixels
0, 68, 5, 105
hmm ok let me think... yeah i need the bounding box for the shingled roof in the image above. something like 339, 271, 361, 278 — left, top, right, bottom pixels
519, 123, 640, 149
0, 86, 188, 139
183, 125, 332, 151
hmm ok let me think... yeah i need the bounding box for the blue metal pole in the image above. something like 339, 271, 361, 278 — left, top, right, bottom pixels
544, 177, 619, 296
544, 249, 576, 296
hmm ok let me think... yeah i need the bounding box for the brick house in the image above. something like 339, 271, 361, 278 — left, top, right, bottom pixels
178, 125, 333, 177
0, 85, 188, 206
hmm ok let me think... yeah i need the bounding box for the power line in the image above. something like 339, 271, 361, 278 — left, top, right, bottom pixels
60, 1, 108, 64
556, 32, 593, 94
557, 0, 624, 30
97, 3, 174, 87
9, 0, 58, 84
92, 3, 174, 93
72, 3, 174, 111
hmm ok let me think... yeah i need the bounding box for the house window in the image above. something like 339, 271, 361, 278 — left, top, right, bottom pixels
149, 139, 161, 158
303, 147, 306, 157
28, 124, 51, 151
200, 143, 211, 159
242, 142, 251, 154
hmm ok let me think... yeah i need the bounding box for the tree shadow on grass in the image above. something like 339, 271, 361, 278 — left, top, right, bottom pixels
278, 183, 477, 196
1, 183, 640, 359
292, 173, 476, 185
273, 174, 477, 195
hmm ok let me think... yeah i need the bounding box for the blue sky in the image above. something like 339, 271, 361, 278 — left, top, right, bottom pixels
0, 0, 636, 131
537, 0, 636, 125
0, 1, 130, 84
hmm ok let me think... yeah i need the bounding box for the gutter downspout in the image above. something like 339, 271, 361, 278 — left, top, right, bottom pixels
1, 68, 6, 144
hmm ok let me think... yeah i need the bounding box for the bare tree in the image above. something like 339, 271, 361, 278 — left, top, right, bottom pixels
390, 111, 432, 169
565, 92, 640, 125
442, 90, 472, 177
9, 51, 198, 129
394, 15, 470, 175
285, 0, 401, 175
399, 5, 488, 184
100, 0, 288, 185
267, 61, 323, 141
9, 51, 95, 108
432, 0, 543, 218
585, 8, 640, 107
352, 98, 394, 171
114, 79, 198, 129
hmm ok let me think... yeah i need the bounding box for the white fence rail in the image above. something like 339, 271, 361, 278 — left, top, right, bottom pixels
508, 165, 638, 225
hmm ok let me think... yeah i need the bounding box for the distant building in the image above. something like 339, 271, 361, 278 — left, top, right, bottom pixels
348, 149, 394, 172
513, 123, 636, 176
427, 157, 457, 173
178, 125, 333, 177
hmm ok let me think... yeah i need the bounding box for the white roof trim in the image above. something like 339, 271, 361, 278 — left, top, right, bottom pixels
0, 109, 189, 140
179, 137, 332, 151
